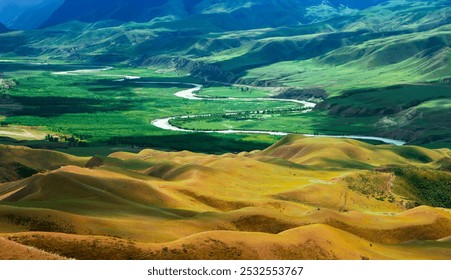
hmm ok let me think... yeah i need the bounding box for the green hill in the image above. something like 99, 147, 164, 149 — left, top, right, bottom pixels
0, 1, 448, 91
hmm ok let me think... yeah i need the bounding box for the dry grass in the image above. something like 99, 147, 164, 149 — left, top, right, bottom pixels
0, 136, 450, 259
0, 237, 67, 260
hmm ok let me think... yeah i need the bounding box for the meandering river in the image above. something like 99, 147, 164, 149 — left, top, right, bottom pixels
147, 83, 406, 146
52, 67, 406, 146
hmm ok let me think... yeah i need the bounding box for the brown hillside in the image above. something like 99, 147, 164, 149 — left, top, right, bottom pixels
0, 136, 450, 259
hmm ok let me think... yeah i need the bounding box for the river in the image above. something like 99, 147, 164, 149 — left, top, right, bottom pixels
51, 67, 406, 146
148, 83, 406, 146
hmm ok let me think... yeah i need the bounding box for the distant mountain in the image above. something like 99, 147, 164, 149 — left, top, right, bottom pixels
41, 0, 197, 27
0, 0, 31, 26
8, 0, 64, 30
1, 0, 449, 91
0, 22, 9, 33
42, 0, 387, 29
0, 0, 63, 30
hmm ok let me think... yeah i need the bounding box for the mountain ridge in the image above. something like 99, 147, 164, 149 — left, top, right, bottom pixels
41, 0, 389, 29
1, 1, 448, 89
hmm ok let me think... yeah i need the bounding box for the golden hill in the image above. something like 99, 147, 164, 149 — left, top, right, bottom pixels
257, 135, 449, 168
0, 135, 450, 259
0, 237, 66, 260
0, 145, 88, 182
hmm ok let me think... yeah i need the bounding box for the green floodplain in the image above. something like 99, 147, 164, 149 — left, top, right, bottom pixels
0, 59, 450, 156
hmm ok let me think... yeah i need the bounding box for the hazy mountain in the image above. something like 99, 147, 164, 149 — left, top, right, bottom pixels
0, 0, 63, 30
42, 0, 388, 29
41, 0, 198, 27
8, 0, 64, 30
0, 22, 9, 33
0, 1, 30, 25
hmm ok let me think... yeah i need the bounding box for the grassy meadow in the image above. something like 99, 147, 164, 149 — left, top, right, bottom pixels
1, 60, 290, 154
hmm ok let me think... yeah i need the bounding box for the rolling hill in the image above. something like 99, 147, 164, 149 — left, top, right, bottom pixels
0, 144, 88, 183
0, 136, 450, 259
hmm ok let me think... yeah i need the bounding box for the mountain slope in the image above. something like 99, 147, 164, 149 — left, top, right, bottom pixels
42, 0, 197, 28
0, 0, 63, 30
3, 1, 444, 88
0, 1, 448, 91
8, 0, 64, 30
0, 237, 66, 260
42, 0, 388, 29
0, 22, 8, 33
0, 145, 88, 183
